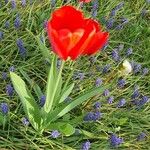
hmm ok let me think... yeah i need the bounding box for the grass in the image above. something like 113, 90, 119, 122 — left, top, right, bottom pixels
0, 0, 150, 149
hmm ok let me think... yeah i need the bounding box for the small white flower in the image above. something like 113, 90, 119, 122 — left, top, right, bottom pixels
120, 60, 132, 75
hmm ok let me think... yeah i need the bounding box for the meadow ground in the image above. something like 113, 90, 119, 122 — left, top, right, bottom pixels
0, 0, 150, 149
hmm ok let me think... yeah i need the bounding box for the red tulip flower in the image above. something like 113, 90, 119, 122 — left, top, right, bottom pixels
79, 0, 92, 3
47, 6, 109, 60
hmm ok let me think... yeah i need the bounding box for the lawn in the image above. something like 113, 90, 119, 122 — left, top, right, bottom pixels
0, 0, 150, 149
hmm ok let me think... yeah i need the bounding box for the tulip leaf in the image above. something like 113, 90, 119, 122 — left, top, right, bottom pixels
59, 83, 74, 103
44, 55, 61, 113
10, 72, 41, 131
55, 86, 105, 120
20, 69, 43, 99
46, 85, 106, 123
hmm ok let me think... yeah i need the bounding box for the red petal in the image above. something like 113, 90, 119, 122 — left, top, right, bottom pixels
47, 22, 68, 60
51, 6, 84, 31
69, 19, 97, 59
82, 32, 109, 55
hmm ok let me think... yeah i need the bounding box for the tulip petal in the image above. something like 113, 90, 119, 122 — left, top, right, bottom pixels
51, 6, 84, 31
83, 32, 109, 55
69, 19, 97, 59
47, 23, 68, 60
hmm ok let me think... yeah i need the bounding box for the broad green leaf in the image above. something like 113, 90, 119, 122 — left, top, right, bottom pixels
48, 85, 107, 123
59, 123, 75, 136
59, 83, 74, 103
43, 55, 58, 113
20, 69, 43, 99
10, 72, 41, 131
56, 86, 106, 120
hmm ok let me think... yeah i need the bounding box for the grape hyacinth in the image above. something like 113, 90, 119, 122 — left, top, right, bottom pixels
111, 49, 120, 62
11, 0, 16, 9
9, 66, 15, 72
117, 98, 126, 108
51, 0, 56, 8
6, 84, 14, 97
106, 18, 115, 29
40, 95, 46, 107
91, 0, 99, 18
84, 111, 102, 121
103, 89, 110, 96
0, 31, 3, 41
117, 78, 126, 88
93, 102, 101, 109
21, 0, 26, 7
138, 96, 149, 107
110, 134, 123, 147
137, 132, 147, 141
132, 63, 142, 74
0, 103, 9, 115
22, 117, 30, 126
81, 141, 91, 150
102, 64, 110, 74
95, 78, 102, 87
142, 68, 149, 76
5, 0, 9, 4
14, 14, 21, 29
2, 72, 7, 80
107, 96, 114, 104
16, 39, 27, 58
5, 21, 10, 29
126, 48, 133, 56
131, 88, 140, 99
51, 130, 60, 138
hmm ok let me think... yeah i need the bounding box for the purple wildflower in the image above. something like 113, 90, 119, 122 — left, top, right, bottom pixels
2, 72, 7, 80
51, 0, 56, 8
22, 117, 30, 126
91, 0, 99, 18
0, 103, 9, 115
14, 14, 21, 29
81, 141, 91, 150
0, 31, 3, 40
110, 134, 123, 147
40, 95, 46, 107
137, 132, 146, 141
114, 2, 124, 11
102, 41, 108, 51
106, 18, 115, 29
107, 96, 114, 104
43, 20, 48, 28
103, 89, 110, 96
51, 130, 60, 138
92, 111, 102, 121
95, 78, 102, 87
117, 78, 126, 88
131, 89, 139, 99
21, 0, 26, 7
102, 64, 110, 74
111, 49, 120, 61
117, 98, 126, 108
6, 84, 14, 97
5, 0, 9, 4
9, 66, 15, 72
16, 39, 27, 58
142, 68, 149, 76
5, 21, 10, 29
83, 112, 94, 121
132, 63, 141, 74
93, 102, 101, 109
74, 72, 85, 80
109, 9, 116, 17
138, 96, 149, 107
11, 0, 16, 9
126, 48, 133, 56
